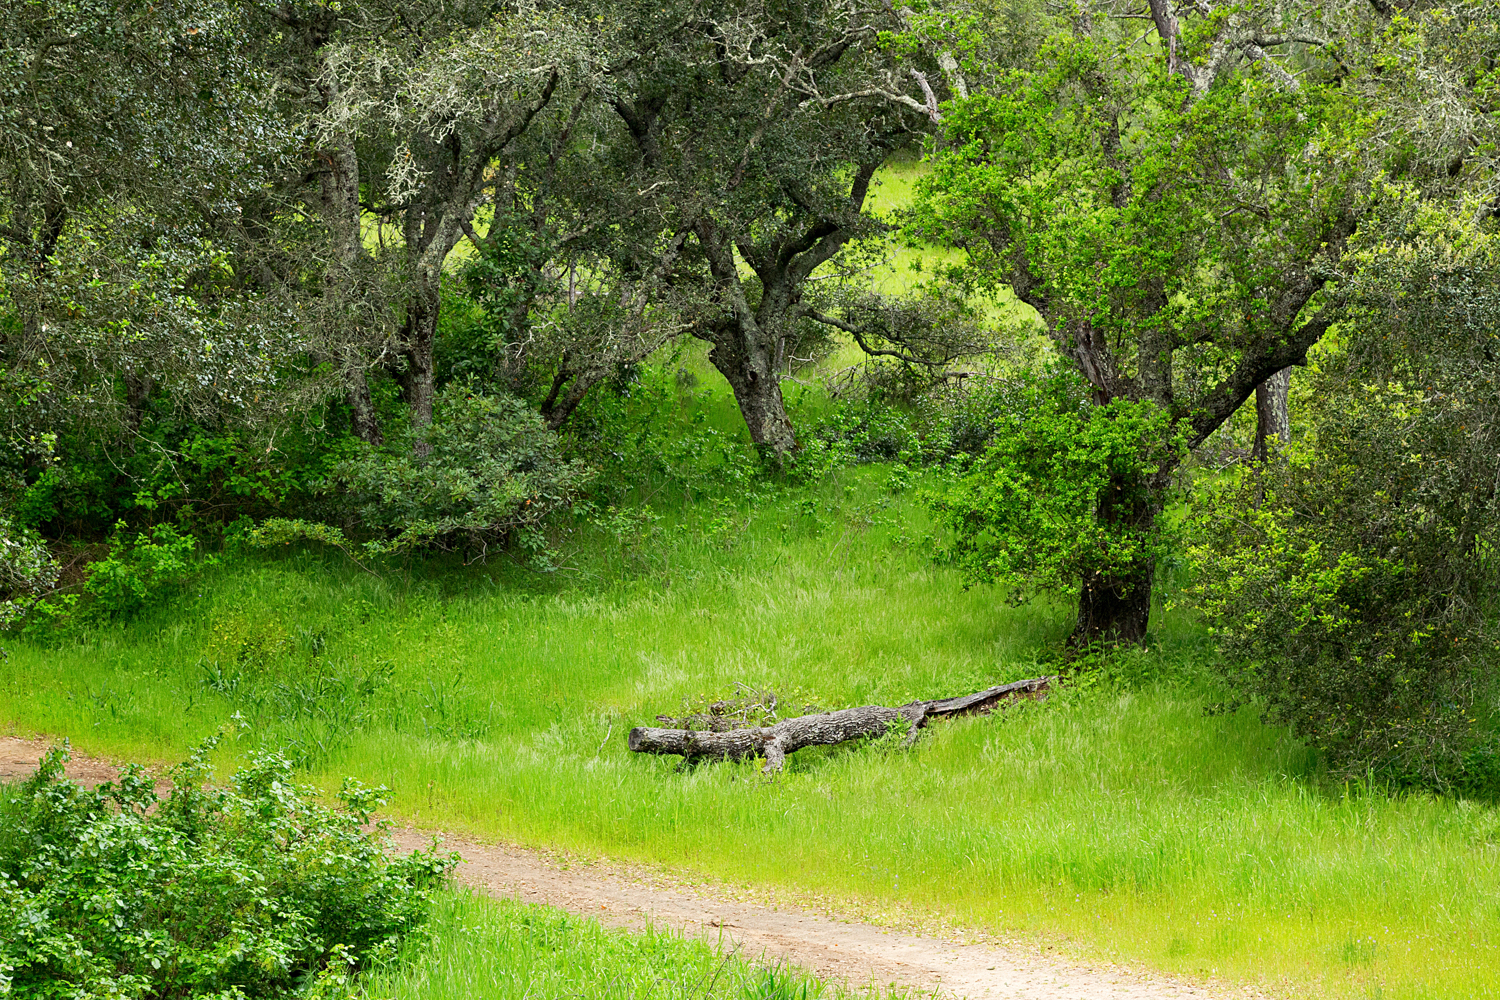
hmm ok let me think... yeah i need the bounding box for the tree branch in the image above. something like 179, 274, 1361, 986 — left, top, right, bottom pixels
1186, 311, 1334, 449
816, 82, 940, 122
910, 69, 942, 122
804, 307, 917, 362
1145, 0, 1195, 86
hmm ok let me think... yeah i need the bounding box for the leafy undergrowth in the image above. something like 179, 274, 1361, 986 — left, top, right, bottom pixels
3, 472, 1499, 999
0, 742, 454, 1000
0, 745, 893, 1000
365, 889, 896, 1000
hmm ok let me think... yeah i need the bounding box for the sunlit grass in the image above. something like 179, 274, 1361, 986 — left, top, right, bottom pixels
367, 889, 890, 1000
4, 467, 1500, 999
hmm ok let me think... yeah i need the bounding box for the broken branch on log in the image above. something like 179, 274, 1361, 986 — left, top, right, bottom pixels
627, 676, 1054, 773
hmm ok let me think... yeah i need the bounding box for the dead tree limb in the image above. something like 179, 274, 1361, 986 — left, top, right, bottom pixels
627, 677, 1054, 773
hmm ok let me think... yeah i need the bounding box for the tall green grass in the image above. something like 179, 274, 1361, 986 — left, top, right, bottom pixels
367, 889, 889, 1000
4, 470, 1499, 999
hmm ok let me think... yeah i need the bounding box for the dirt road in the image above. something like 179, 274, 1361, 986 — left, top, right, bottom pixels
1, 736, 1256, 1000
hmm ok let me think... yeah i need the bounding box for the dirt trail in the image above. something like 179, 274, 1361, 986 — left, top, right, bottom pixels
1, 737, 1258, 1000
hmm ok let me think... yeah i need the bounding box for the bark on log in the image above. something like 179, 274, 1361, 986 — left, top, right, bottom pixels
628, 676, 1054, 773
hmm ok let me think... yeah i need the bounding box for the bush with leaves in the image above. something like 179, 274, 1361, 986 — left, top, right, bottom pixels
256, 386, 590, 558
2, 409, 364, 544
805, 398, 921, 467
0, 739, 455, 999
7, 522, 206, 644
0, 516, 59, 629
1187, 369, 1500, 789
1187, 207, 1500, 789
82, 522, 204, 620
927, 369, 1185, 646
554, 364, 771, 508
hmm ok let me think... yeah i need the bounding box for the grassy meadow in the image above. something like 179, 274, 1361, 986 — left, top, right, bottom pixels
5, 161, 1495, 1000
4, 446, 1500, 1000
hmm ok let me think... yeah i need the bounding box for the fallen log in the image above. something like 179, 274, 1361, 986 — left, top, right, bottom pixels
627, 676, 1054, 773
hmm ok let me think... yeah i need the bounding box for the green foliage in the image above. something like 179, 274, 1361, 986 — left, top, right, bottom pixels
912, 23, 1348, 329
0, 516, 59, 629
1190, 462, 1492, 789
12, 592, 81, 645
927, 369, 1183, 601
83, 522, 205, 621
0, 740, 455, 1000
257, 387, 590, 558
5, 521, 207, 644
3, 409, 361, 541
444, 210, 552, 392
560, 361, 770, 507
0, 0, 295, 452
1187, 243, 1500, 790
805, 400, 922, 468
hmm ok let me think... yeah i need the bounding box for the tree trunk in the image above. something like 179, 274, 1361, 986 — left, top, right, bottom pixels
1253, 367, 1291, 461
693, 221, 801, 457
398, 197, 461, 448
1071, 561, 1155, 648
707, 336, 798, 455
1070, 473, 1161, 648
123, 373, 154, 437
726, 367, 798, 456
541, 370, 598, 432
309, 103, 385, 450
399, 283, 440, 450
347, 371, 383, 446
629, 677, 1054, 772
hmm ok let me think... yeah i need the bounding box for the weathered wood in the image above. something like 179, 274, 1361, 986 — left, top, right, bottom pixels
628, 676, 1055, 773
923, 676, 1053, 717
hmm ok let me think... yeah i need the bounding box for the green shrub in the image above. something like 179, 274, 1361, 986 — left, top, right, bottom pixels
6, 412, 360, 542
558, 363, 772, 506
0, 739, 455, 999
256, 386, 590, 558
83, 522, 204, 620
0, 516, 60, 629
1187, 360, 1500, 790
5, 522, 205, 644
806, 400, 920, 467
926, 369, 1184, 605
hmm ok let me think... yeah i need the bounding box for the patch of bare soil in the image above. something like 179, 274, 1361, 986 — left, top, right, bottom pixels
1, 737, 1264, 999
0, 735, 145, 789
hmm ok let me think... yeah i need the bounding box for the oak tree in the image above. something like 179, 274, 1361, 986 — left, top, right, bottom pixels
913, 0, 1391, 644
584, 0, 948, 455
